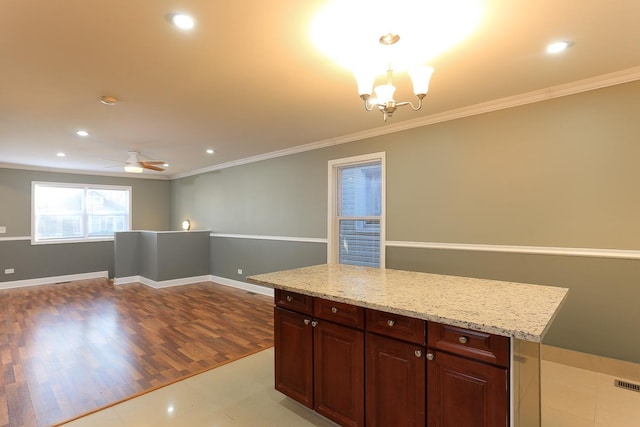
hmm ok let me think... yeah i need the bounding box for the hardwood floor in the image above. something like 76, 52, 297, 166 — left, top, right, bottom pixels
0, 279, 274, 427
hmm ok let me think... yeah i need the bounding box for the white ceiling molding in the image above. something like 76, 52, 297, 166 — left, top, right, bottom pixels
171, 66, 640, 180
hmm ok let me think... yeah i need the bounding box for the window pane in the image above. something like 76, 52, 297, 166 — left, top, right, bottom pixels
34, 186, 84, 239
339, 219, 380, 267
86, 189, 130, 237
340, 163, 381, 216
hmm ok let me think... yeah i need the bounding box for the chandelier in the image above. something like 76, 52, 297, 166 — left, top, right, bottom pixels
355, 34, 434, 121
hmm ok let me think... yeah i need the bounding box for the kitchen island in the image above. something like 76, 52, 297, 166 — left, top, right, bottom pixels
248, 264, 569, 427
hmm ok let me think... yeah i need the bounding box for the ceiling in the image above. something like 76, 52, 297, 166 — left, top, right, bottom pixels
1, 0, 639, 179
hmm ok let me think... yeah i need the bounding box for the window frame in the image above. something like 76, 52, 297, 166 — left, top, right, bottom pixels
31, 181, 132, 245
327, 152, 386, 267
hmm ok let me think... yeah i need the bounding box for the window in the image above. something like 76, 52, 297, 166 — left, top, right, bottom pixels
32, 182, 131, 243
328, 153, 385, 267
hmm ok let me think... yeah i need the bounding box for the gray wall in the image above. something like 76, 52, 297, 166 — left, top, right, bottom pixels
211, 237, 326, 280
0, 168, 171, 281
171, 80, 640, 363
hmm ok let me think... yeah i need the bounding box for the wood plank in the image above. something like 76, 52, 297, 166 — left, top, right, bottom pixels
0, 279, 274, 427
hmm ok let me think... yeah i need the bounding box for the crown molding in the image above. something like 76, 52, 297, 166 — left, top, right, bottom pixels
171, 66, 640, 179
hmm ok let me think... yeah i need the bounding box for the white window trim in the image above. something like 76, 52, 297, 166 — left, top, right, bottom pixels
31, 181, 132, 245
327, 152, 386, 267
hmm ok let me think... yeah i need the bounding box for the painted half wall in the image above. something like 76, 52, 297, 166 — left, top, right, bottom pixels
171, 81, 640, 363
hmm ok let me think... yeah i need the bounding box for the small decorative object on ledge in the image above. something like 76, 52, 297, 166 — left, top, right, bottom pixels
182, 219, 191, 231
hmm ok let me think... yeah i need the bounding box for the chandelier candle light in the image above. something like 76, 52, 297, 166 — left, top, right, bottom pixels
356, 33, 434, 121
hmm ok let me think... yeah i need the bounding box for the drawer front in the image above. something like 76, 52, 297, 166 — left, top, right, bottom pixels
427, 322, 509, 368
366, 309, 426, 345
314, 298, 365, 329
275, 289, 313, 316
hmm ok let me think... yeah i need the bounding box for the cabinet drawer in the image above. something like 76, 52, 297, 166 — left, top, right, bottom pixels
366, 309, 426, 345
275, 289, 313, 316
314, 298, 365, 329
428, 322, 509, 368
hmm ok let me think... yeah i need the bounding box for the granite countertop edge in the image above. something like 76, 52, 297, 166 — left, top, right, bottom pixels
248, 264, 569, 343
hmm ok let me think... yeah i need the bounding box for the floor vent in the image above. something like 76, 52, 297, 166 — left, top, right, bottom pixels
614, 379, 640, 393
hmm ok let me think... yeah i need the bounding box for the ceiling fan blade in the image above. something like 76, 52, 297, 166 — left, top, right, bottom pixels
141, 161, 165, 165
140, 162, 165, 171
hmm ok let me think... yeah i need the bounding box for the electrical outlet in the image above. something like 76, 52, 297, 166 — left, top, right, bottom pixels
0, 226, 6, 233
4, 268, 15, 274
237, 268, 243, 275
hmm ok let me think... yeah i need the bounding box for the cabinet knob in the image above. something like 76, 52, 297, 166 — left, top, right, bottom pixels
303, 318, 311, 325
458, 336, 468, 344
331, 307, 338, 314
387, 319, 395, 327
414, 349, 422, 358
311, 320, 318, 327
426, 352, 434, 361
286, 295, 293, 302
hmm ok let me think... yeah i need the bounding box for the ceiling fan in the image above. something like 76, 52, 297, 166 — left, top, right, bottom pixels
123, 151, 166, 173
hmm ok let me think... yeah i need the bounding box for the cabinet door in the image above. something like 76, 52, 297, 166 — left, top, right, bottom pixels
314, 320, 365, 427
274, 307, 313, 408
365, 333, 425, 427
427, 350, 508, 427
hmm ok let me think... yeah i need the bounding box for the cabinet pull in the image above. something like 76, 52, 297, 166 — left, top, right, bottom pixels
311, 320, 318, 327
387, 319, 395, 327
414, 349, 422, 358
426, 352, 434, 361
458, 336, 468, 344
286, 295, 293, 302
331, 306, 338, 313
303, 318, 311, 325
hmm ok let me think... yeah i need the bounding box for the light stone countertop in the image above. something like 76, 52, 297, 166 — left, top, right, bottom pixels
247, 264, 569, 342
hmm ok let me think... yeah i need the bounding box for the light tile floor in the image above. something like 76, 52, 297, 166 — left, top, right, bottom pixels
61, 347, 640, 427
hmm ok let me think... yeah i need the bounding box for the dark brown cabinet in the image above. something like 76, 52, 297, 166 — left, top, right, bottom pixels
274, 290, 511, 427
426, 350, 508, 427
274, 307, 313, 408
274, 290, 365, 427
426, 322, 509, 427
314, 319, 364, 426
365, 332, 425, 426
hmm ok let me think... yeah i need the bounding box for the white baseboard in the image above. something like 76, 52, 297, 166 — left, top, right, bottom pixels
113, 275, 211, 289
0, 271, 109, 290
114, 274, 273, 296
210, 275, 274, 297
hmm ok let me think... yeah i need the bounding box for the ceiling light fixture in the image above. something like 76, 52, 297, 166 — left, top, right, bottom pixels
99, 95, 118, 106
76, 130, 89, 137
206, 149, 215, 154
355, 34, 434, 121
124, 152, 143, 173
169, 13, 195, 30
546, 41, 571, 54
124, 164, 143, 173
56, 152, 66, 157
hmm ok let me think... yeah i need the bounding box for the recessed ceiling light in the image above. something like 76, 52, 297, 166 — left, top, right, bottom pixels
56, 152, 66, 157
163, 163, 169, 167
76, 130, 89, 137
169, 13, 195, 30
206, 149, 215, 154
99, 95, 118, 105
546, 41, 571, 54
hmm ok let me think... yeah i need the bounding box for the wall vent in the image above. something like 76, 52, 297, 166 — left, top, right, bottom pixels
614, 379, 640, 393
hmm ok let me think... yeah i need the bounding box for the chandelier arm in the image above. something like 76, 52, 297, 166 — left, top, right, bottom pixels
394, 98, 424, 111
363, 98, 374, 111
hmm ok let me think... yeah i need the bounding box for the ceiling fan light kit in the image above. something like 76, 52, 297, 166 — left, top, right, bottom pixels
123, 151, 166, 173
